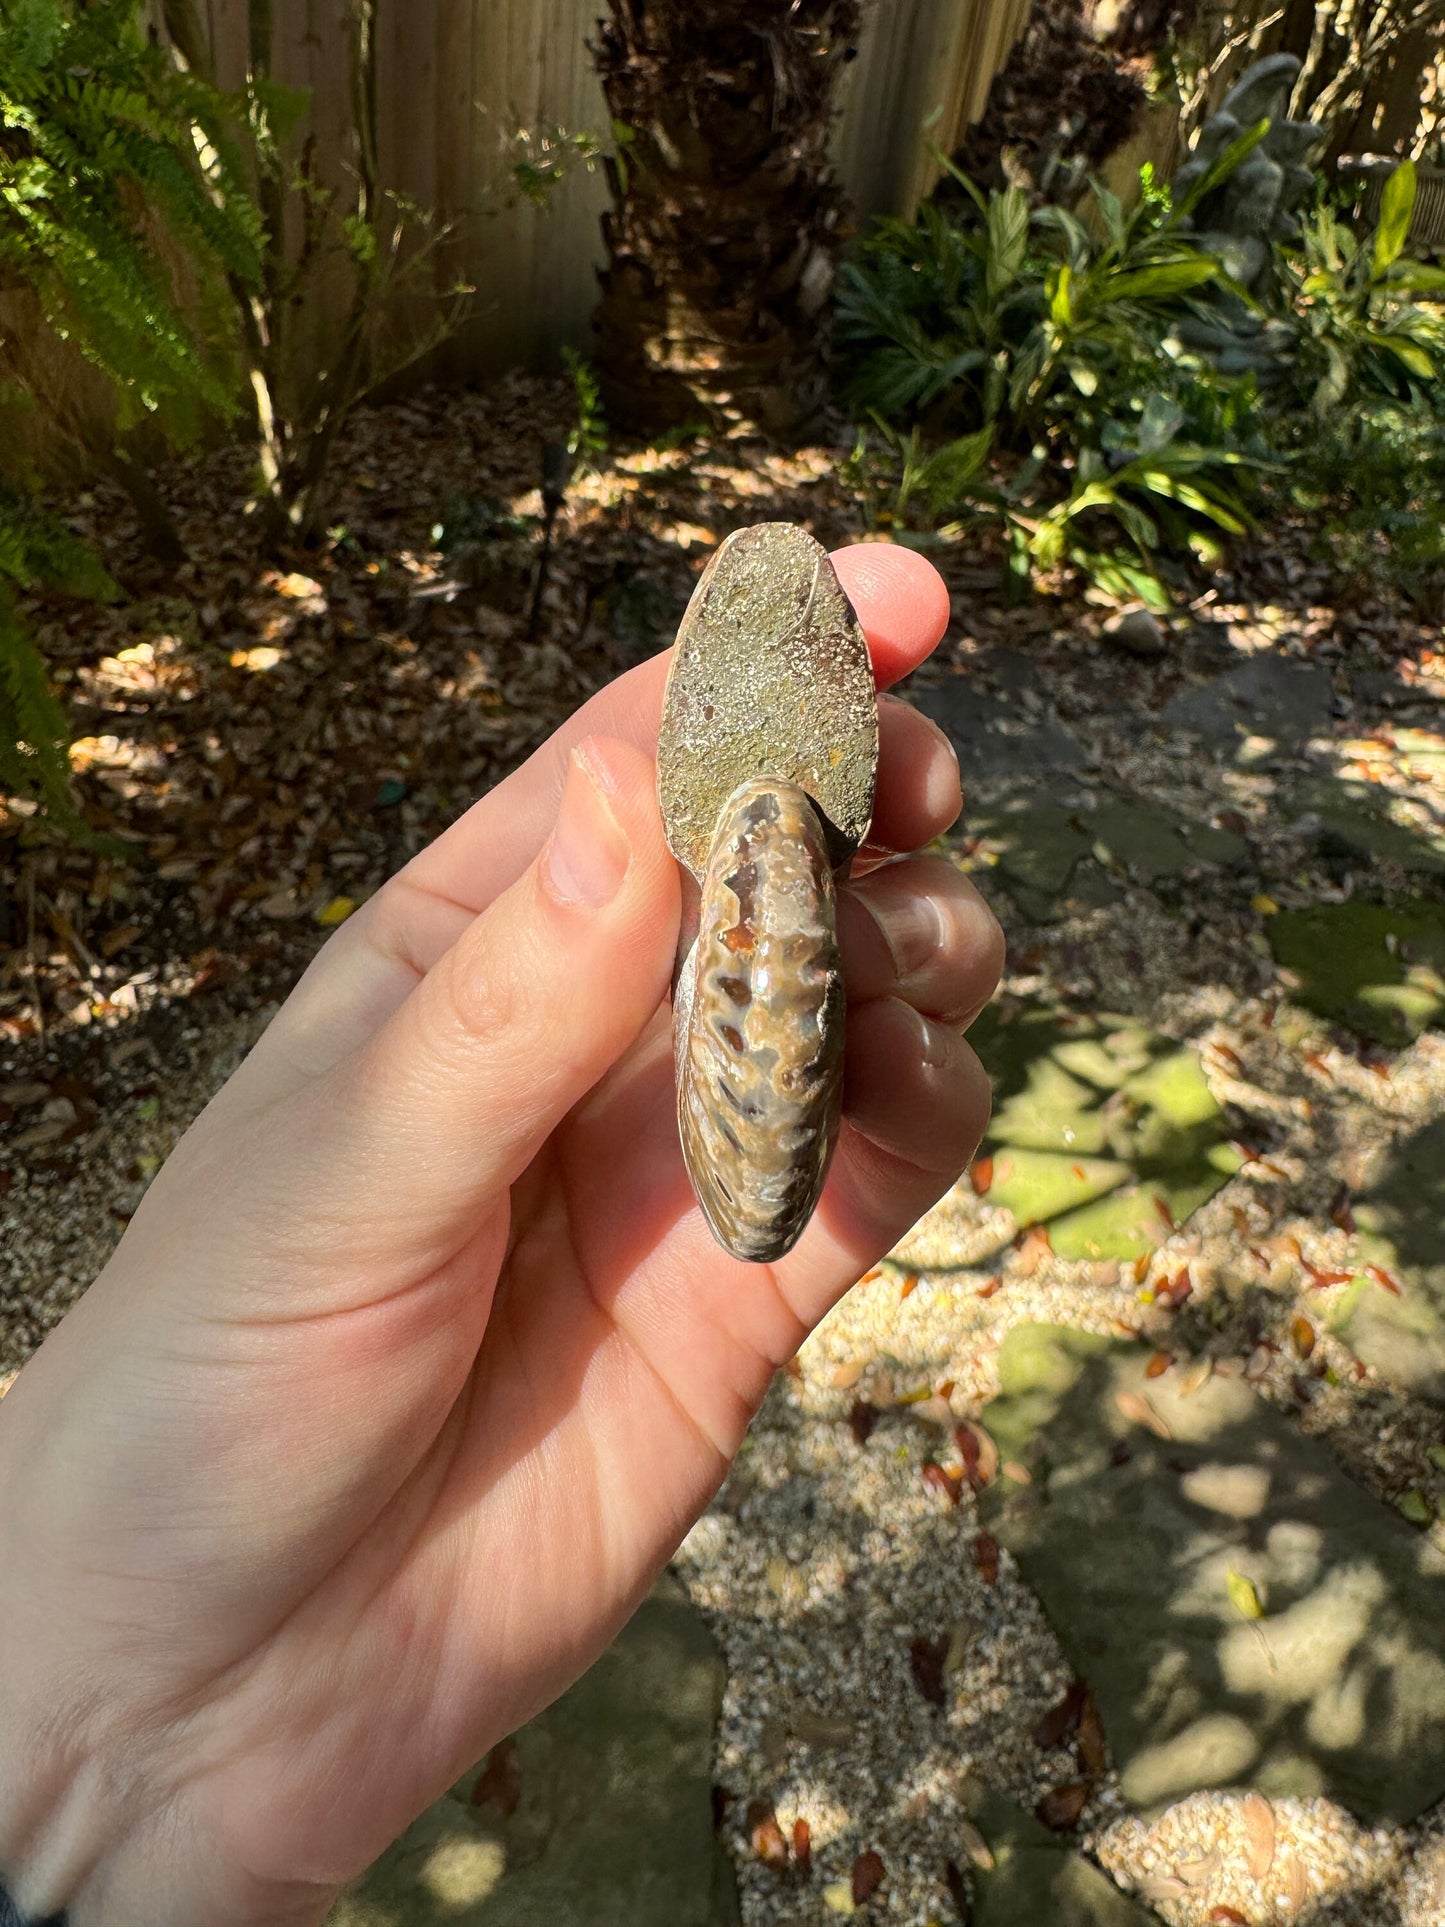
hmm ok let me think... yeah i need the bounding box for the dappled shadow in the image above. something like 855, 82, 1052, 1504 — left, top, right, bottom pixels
968, 1000, 1244, 1261
0, 379, 844, 1057
982, 1328, 1445, 1824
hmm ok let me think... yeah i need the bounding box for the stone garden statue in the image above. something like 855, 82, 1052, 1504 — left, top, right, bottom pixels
1171, 53, 1325, 375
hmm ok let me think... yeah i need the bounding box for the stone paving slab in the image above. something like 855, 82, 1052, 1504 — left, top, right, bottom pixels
1160, 655, 1333, 753
979, 1326, 1445, 1824
1335, 1117, 1445, 1403
907, 677, 1089, 779
327, 1577, 737, 1927
966, 1786, 1164, 1926
1267, 899, 1445, 1047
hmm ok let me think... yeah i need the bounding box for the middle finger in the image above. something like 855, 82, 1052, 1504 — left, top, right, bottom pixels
839, 855, 1004, 1028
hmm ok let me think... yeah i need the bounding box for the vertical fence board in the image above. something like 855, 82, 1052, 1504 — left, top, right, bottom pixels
835, 0, 1033, 225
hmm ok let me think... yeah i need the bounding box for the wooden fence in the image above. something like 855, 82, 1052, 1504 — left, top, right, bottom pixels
187, 0, 1038, 377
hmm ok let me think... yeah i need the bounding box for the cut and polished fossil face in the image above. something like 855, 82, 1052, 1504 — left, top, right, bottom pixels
658, 523, 877, 1264
657, 523, 878, 879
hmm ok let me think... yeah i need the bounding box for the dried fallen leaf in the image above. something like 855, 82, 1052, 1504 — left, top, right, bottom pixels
909, 1634, 949, 1707
1033, 1678, 1087, 1750
969, 1155, 994, 1195
956, 1419, 999, 1489
851, 1849, 885, 1903
792, 1816, 812, 1876
848, 1400, 880, 1445
1140, 1872, 1191, 1901
1176, 1846, 1222, 1886
1077, 1690, 1108, 1777
746, 1799, 789, 1871
98, 920, 143, 959
1290, 1315, 1316, 1359
470, 1737, 520, 1816
1156, 1266, 1193, 1309
957, 1819, 995, 1871
1245, 1343, 1274, 1381
1241, 1791, 1275, 1882
1279, 1849, 1307, 1917
973, 1530, 1000, 1585
1304, 1265, 1354, 1289
1226, 1568, 1265, 1621
921, 1461, 963, 1507
1115, 1390, 1172, 1439
1034, 1781, 1089, 1831
1178, 1357, 1214, 1397
275, 570, 323, 598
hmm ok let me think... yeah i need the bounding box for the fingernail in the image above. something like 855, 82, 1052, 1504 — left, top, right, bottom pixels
860, 885, 946, 983
908, 1002, 957, 1071
544, 745, 630, 908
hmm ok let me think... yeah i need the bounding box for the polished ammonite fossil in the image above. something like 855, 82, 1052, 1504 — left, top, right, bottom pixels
657, 523, 879, 1263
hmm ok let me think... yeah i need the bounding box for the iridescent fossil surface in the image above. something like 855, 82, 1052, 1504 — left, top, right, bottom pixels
658, 523, 877, 1263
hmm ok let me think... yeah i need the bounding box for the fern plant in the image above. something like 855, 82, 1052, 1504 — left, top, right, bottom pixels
0, 0, 264, 833
0, 485, 117, 836
0, 0, 262, 465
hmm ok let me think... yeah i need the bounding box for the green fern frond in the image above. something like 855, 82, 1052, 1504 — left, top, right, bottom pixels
0, 586, 81, 830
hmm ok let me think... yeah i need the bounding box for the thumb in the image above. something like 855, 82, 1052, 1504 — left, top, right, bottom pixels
323, 736, 679, 1247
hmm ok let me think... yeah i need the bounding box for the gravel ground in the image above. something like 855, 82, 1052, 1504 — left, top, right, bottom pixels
4, 385, 1444, 1923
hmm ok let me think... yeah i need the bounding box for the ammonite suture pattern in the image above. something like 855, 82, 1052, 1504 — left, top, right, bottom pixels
675, 777, 844, 1263
657, 523, 878, 1264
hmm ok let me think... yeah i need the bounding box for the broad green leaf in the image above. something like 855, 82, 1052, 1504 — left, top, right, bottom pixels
1375, 333, 1436, 380
1387, 262, 1445, 294
1175, 118, 1270, 219
1049, 261, 1073, 326
1373, 160, 1417, 278
1107, 258, 1219, 300
986, 185, 1031, 296
1091, 181, 1126, 250
1137, 392, 1184, 455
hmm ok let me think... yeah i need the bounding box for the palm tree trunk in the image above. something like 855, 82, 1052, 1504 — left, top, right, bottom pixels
591, 0, 862, 440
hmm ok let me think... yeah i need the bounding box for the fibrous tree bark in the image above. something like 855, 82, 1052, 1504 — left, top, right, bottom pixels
591, 0, 862, 440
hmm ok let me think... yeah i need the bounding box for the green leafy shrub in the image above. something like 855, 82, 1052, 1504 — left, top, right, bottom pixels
835, 159, 1262, 603
836, 144, 1445, 610
1284, 163, 1445, 412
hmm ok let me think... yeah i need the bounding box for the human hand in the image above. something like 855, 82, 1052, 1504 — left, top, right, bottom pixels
0, 543, 1003, 1927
